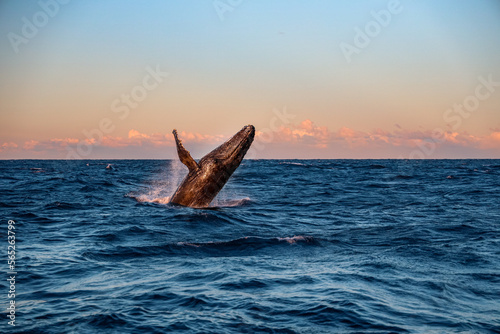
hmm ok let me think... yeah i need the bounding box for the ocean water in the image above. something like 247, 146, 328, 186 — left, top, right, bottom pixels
1, 159, 499, 334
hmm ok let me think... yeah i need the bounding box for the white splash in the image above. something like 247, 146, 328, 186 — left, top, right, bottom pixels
277, 236, 312, 244
129, 160, 251, 208
211, 197, 251, 208
129, 160, 186, 205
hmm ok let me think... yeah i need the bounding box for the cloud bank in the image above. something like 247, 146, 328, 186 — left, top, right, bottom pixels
1, 120, 499, 159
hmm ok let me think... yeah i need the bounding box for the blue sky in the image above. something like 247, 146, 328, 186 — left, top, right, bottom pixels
1, 0, 499, 158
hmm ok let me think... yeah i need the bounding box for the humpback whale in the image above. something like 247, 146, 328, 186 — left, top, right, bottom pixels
169, 125, 255, 208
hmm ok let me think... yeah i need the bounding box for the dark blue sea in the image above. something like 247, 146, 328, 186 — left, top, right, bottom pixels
1, 159, 499, 334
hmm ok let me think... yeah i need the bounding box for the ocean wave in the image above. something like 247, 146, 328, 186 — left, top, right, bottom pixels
279, 162, 306, 166
129, 194, 172, 205
178, 235, 316, 247
394, 174, 413, 179
44, 201, 84, 210
369, 164, 387, 169
82, 236, 318, 261
211, 197, 251, 208
127, 193, 252, 208
30, 167, 46, 173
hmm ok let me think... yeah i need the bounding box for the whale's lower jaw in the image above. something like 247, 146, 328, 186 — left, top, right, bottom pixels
169, 125, 255, 208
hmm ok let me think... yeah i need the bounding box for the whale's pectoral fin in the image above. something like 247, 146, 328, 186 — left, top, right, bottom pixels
173, 129, 199, 172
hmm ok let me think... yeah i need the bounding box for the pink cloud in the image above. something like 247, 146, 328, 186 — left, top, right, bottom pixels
23, 140, 40, 150
335, 127, 369, 146
176, 130, 226, 144
124, 129, 225, 148
126, 130, 172, 147
258, 119, 330, 148
480, 131, 500, 149
49, 138, 79, 146
256, 120, 500, 153
101, 136, 129, 148
2, 122, 499, 158
491, 132, 500, 141
128, 129, 151, 140
8, 129, 228, 153
0, 142, 18, 151
21, 138, 81, 151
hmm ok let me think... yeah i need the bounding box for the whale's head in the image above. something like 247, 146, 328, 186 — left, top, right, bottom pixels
170, 125, 255, 208
202, 125, 255, 168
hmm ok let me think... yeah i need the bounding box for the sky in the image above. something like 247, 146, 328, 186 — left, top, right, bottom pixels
0, 0, 499, 159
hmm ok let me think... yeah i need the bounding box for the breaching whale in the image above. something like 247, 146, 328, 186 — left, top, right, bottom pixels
169, 125, 255, 208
